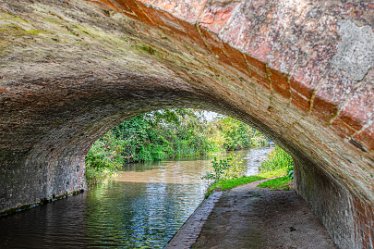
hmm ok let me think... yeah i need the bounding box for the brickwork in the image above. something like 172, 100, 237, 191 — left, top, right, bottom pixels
0, 0, 372, 248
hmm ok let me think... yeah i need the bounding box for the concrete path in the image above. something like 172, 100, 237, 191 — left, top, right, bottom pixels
168, 180, 336, 249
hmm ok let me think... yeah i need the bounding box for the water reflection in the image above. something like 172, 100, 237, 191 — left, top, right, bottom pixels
0, 147, 272, 249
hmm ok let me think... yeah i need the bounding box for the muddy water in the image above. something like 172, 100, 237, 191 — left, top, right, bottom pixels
0, 147, 273, 249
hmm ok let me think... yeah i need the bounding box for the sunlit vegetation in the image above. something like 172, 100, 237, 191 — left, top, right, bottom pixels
202, 155, 246, 182
257, 146, 294, 190
205, 146, 295, 196
257, 176, 291, 190
259, 146, 293, 174
211, 117, 269, 151
202, 153, 258, 196
85, 109, 269, 181
205, 175, 264, 197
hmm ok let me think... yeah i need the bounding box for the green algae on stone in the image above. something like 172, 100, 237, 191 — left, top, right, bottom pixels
136, 43, 158, 55
0, 24, 45, 37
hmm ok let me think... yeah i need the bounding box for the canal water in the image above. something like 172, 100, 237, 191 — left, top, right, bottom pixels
0, 147, 273, 249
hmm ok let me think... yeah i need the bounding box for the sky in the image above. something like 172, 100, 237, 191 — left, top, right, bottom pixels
202, 111, 220, 122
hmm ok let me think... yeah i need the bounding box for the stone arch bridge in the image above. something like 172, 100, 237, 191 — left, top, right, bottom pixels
0, 1, 373, 248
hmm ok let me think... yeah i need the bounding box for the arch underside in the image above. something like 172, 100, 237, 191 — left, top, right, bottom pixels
0, 1, 373, 248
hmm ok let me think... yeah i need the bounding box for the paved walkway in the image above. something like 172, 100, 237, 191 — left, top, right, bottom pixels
168, 180, 336, 249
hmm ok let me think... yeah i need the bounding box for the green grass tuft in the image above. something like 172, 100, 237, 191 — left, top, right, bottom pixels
257, 176, 291, 190
206, 175, 264, 197
257, 168, 287, 179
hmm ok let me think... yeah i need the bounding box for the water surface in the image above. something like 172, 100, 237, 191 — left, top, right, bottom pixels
0, 147, 272, 249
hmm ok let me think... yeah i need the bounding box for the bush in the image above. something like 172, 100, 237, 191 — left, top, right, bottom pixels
259, 146, 293, 174
203, 154, 246, 182
202, 157, 231, 182
256, 146, 294, 191
85, 132, 125, 181
86, 108, 273, 184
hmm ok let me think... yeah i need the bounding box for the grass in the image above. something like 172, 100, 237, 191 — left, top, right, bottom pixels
256, 146, 293, 191
206, 175, 264, 197
205, 146, 295, 196
257, 176, 291, 190
259, 146, 293, 172
257, 168, 287, 179
205, 168, 291, 197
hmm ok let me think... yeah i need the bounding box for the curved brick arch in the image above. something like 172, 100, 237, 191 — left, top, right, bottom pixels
93, 0, 374, 150
0, 1, 372, 248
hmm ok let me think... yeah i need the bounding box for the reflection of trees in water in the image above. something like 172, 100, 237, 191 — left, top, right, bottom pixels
85, 181, 204, 248
0, 149, 270, 249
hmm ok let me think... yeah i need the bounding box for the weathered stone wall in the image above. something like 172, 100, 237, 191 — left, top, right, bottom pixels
295, 160, 347, 245
0, 1, 373, 248
295, 155, 374, 249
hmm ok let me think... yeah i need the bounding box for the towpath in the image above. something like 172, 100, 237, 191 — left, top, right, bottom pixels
168, 180, 336, 249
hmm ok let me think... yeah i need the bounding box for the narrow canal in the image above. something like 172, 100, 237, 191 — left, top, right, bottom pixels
0, 147, 273, 249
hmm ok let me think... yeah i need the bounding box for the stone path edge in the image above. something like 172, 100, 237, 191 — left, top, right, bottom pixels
165, 191, 222, 249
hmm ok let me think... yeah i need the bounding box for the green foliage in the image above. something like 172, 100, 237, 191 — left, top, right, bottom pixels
205, 175, 264, 197
257, 168, 288, 179
202, 157, 231, 181
219, 117, 251, 150
256, 145, 294, 191
86, 109, 271, 183
259, 146, 294, 174
110, 109, 212, 163
202, 154, 246, 182
257, 176, 291, 190
249, 129, 269, 148
222, 155, 246, 179
205, 146, 295, 196
85, 132, 125, 182
210, 117, 269, 151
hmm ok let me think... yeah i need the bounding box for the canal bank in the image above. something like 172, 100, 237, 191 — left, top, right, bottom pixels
167, 180, 336, 249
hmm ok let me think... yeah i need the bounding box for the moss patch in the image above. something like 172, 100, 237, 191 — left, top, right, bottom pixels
0, 24, 45, 37
136, 44, 158, 55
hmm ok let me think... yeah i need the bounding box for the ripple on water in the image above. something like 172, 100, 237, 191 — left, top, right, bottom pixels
0, 148, 272, 249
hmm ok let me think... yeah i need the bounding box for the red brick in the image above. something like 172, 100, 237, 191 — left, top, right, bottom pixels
115, 0, 154, 24
312, 90, 339, 123
337, 83, 374, 132
88, 0, 123, 12
331, 116, 357, 138
176, 20, 208, 49
354, 124, 374, 151
244, 54, 267, 75
291, 90, 310, 112
243, 54, 269, 89
290, 76, 314, 99
198, 2, 239, 34
221, 43, 250, 76
139, 0, 208, 23
197, 26, 232, 66
269, 68, 290, 99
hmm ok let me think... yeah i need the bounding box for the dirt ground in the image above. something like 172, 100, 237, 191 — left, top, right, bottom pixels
191, 181, 336, 249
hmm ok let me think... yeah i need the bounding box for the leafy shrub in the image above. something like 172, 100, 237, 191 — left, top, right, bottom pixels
86, 108, 273, 183
203, 157, 231, 182
203, 154, 246, 182
85, 132, 125, 182
259, 146, 294, 173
